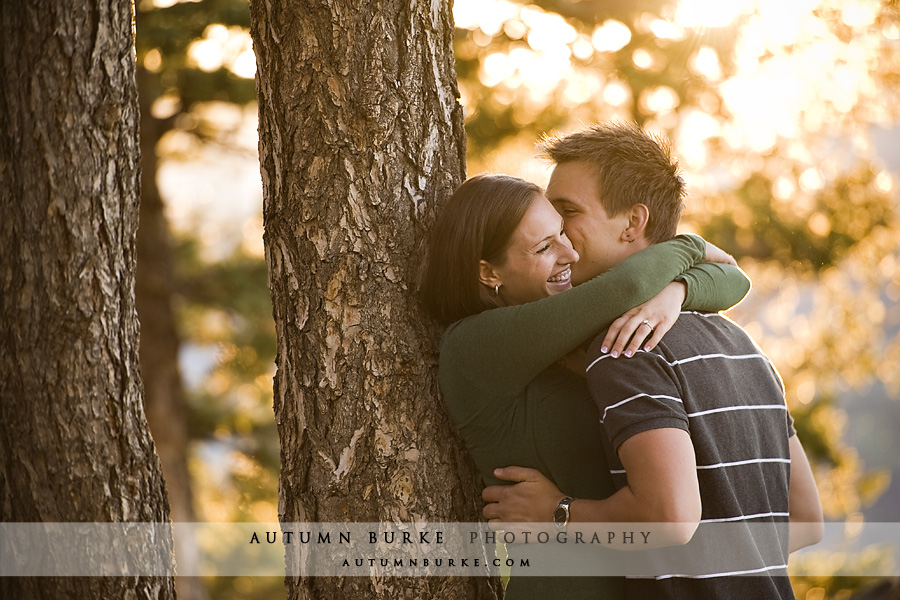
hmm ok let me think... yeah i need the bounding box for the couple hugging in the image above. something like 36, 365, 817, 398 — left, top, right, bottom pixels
420, 123, 823, 599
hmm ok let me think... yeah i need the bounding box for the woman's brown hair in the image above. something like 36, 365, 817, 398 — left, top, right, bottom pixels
420, 174, 541, 325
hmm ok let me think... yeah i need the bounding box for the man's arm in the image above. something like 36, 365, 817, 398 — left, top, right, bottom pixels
483, 427, 701, 546
788, 434, 824, 552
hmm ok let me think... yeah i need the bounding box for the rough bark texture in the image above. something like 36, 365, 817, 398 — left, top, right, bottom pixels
251, 1, 498, 598
135, 64, 210, 600
0, 1, 176, 598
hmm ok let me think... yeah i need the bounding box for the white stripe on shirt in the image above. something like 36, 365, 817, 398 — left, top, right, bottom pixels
612, 458, 790, 476
669, 352, 768, 367
634, 563, 789, 580
687, 404, 787, 418
587, 350, 771, 373
700, 511, 790, 523
696, 458, 791, 470
600, 393, 683, 423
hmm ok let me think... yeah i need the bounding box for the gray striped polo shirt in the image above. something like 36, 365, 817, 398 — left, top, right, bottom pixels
586, 311, 796, 599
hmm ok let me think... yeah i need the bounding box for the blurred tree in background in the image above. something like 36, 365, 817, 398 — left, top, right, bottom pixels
135, 0, 899, 598
134, 1, 278, 598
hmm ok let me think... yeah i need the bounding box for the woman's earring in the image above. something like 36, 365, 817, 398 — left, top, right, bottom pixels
494, 284, 500, 296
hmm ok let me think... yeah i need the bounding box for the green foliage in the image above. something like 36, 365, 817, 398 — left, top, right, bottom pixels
174, 235, 279, 490
696, 165, 898, 270
136, 0, 256, 137
137, 0, 251, 61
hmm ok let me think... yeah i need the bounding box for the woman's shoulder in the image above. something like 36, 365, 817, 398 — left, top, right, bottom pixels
439, 309, 500, 352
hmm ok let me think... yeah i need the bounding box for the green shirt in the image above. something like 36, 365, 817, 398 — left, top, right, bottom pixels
437, 234, 751, 600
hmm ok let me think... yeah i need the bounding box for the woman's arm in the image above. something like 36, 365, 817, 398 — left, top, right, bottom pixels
678, 263, 751, 313
441, 234, 706, 395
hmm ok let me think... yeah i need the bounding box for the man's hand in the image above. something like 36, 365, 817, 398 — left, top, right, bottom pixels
482, 467, 565, 534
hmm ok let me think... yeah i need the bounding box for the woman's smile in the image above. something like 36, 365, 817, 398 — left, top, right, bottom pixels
547, 266, 572, 285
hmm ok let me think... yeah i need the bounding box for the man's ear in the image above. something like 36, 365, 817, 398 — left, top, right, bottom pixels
478, 260, 502, 289
622, 203, 650, 242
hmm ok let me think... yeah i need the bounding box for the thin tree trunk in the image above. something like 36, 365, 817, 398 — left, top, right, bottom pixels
251, 0, 499, 598
136, 64, 210, 600
0, 1, 176, 598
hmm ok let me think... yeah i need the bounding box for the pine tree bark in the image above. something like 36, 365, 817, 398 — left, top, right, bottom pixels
251, 1, 499, 598
0, 1, 176, 598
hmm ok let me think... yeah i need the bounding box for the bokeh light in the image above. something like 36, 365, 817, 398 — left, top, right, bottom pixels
674, 0, 755, 28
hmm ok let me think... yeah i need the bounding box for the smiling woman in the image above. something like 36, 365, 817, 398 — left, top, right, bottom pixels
477, 195, 579, 307
420, 174, 543, 325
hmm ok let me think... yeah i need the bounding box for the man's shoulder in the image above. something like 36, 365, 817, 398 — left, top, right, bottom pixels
587, 311, 760, 371
665, 310, 748, 337
663, 311, 761, 353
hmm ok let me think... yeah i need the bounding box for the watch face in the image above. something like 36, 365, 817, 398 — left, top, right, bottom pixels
553, 506, 566, 524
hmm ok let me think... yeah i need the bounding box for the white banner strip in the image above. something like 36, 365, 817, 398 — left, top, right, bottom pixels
0, 522, 897, 577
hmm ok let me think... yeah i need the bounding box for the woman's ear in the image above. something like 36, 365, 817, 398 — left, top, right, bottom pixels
622, 203, 650, 242
478, 260, 502, 289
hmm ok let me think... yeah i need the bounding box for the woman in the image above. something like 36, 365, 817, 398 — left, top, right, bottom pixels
420, 174, 749, 599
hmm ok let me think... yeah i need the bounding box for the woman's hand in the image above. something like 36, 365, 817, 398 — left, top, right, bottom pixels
600, 281, 686, 358
705, 240, 737, 266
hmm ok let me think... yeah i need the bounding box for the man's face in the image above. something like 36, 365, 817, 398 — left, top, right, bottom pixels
545, 161, 637, 285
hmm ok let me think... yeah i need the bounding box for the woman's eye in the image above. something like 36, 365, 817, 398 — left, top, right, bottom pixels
536, 244, 551, 254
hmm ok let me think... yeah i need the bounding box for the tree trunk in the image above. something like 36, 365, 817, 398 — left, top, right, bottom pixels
135, 64, 210, 600
251, 1, 498, 598
0, 1, 176, 598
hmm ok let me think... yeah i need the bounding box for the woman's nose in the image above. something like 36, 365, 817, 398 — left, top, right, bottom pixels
562, 240, 579, 264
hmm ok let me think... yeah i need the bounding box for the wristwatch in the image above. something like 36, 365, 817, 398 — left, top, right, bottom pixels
553, 496, 575, 529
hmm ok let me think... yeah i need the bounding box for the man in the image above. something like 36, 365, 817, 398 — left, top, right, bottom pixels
482, 123, 823, 598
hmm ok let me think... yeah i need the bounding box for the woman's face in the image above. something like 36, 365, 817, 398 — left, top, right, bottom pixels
481, 194, 580, 306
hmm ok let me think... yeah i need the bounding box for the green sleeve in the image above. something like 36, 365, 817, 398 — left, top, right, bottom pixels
440, 233, 705, 395
678, 263, 751, 313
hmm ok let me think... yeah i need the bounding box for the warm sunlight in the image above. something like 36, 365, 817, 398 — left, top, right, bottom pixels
713, 0, 884, 158
149, 0, 200, 7
186, 24, 256, 78
674, 0, 754, 28
455, 0, 889, 162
